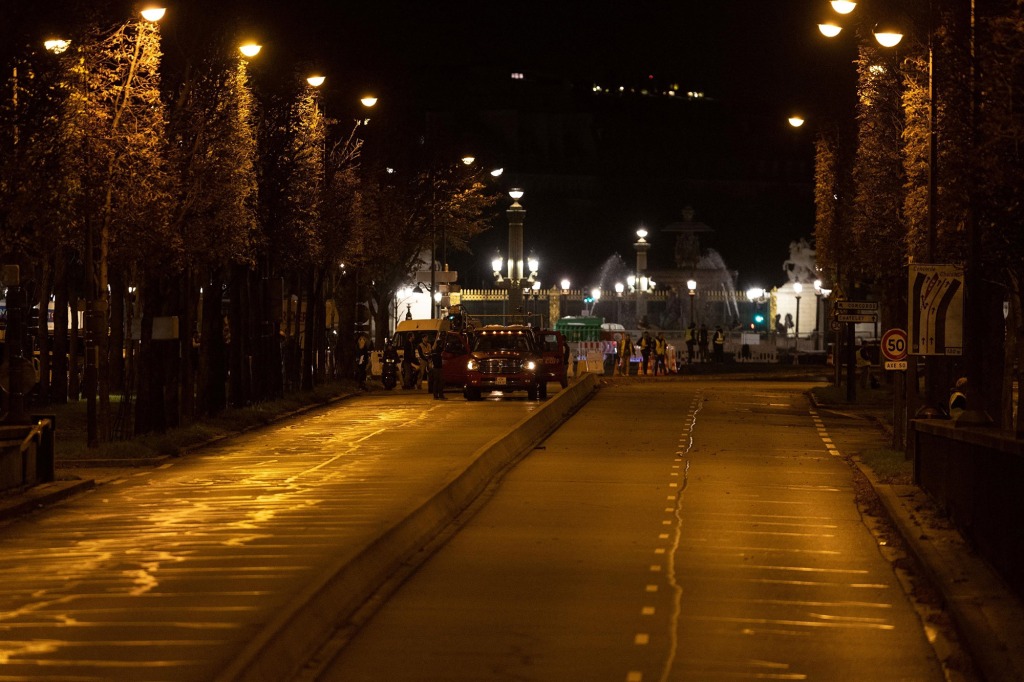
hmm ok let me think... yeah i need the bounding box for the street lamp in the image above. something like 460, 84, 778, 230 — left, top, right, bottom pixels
814, 279, 823, 350
633, 227, 651, 326
687, 279, 697, 326
793, 282, 803, 346
492, 188, 536, 323
238, 43, 262, 58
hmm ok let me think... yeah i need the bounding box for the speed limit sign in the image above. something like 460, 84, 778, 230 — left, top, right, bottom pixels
881, 328, 908, 369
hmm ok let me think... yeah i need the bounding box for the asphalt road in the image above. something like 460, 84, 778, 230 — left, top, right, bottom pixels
319, 379, 945, 681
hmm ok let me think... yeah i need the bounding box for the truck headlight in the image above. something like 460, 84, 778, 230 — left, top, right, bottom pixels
467, 359, 478, 371
524, 360, 536, 371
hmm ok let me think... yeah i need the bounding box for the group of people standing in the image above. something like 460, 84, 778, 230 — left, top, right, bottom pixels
682, 322, 726, 364
609, 330, 670, 376
399, 332, 446, 398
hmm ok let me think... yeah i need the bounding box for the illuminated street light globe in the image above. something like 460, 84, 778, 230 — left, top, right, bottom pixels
788, 115, 805, 128
746, 287, 765, 302
306, 75, 326, 87
461, 155, 475, 165
527, 256, 539, 274
560, 278, 571, 291
831, 0, 857, 13
509, 188, 524, 201
793, 282, 803, 295
873, 23, 904, 47
636, 227, 648, 241
44, 38, 71, 53
360, 96, 378, 107
239, 43, 262, 58
140, 6, 166, 22
615, 282, 625, 294
490, 168, 504, 177
687, 279, 697, 293
591, 287, 602, 301
491, 255, 503, 273
818, 21, 842, 37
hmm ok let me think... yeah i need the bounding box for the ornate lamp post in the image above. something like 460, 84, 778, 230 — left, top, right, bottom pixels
814, 279, 823, 350
633, 227, 650, 325
793, 282, 803, 347
492, 188, 537, 323
687, 279, 697, 326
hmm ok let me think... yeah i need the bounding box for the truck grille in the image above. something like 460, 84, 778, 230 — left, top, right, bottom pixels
480, 358, 520, 374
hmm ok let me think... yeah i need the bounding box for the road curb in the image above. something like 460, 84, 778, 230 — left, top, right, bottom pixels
810, 392, 1024, 681
216, 373, 600, 682
0, 479, 96, 522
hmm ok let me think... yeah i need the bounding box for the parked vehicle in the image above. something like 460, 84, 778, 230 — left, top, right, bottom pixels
463, 325, 542, 401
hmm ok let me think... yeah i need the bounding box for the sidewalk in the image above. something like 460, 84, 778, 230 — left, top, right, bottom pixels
0, 376, 599, 681
811, 392, 1024, 682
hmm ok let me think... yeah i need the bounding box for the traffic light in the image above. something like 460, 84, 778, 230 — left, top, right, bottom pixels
752, 312, 766, 331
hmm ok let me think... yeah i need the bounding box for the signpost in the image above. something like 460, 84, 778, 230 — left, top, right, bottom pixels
881, 328, 908, 371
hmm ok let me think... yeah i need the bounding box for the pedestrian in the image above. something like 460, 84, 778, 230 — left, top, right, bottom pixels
685, 322, 696, 364
712, 326, 725, 363
417, 335, 432, 389
401, 332, 417, 389
698, 323, 709, 362
654, 332, 668, 376
618, 333, 635, 376
354, 335, 370, 389
639, 330, 653, 375
604, 335, 619, 376
430, 334, 446, 399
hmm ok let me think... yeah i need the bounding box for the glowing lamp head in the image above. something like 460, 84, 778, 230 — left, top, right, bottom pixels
687, 279, 697, 292
140, 6, 166, 22
788, 115, 805, 128
560, 278, 571, 291
527, 256, 539, 274
818, 22, 842, 38
490, 168, 504, 177
793, 282, 803, 295
873, 24, 904, 47
306, 75, 326, 87
591, 288, 602, 301
239, 43, 262, 58
636, 227, 648, 241
492, 256, 503, 273
831, 0, 857, 14
361, 96, 378, 107
508, 188, 524, 201
615, 282, 625, 294
461, 155, 475, 165
44, 39, 71, 54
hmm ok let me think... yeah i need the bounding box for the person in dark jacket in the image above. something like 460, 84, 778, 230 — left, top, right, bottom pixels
430, 334, 446, 399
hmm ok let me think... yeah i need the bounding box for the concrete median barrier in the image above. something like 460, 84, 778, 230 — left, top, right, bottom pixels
218, 373, 600, 682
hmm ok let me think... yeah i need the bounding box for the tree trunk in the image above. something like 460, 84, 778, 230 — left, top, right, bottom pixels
301, 267, 317, 391
52, 255, 69, 404
109, 270, 126, 393
35, 260, 53, 405
198, 268, 228, 416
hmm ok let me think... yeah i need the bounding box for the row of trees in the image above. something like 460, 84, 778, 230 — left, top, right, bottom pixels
812, 0, 1024, 434
0, 7, 500, 443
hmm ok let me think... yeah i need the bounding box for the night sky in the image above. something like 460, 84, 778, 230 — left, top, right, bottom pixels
5, 0, 858, 291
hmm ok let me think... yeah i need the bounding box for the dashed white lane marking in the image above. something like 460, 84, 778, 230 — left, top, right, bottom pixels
809, 407, 841, 457
635, 633, 651, 645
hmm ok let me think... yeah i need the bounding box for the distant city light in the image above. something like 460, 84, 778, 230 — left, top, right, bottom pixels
511, 72, 524, 80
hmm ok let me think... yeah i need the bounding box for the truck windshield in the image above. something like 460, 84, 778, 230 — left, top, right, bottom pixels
474, 334, 533, 352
